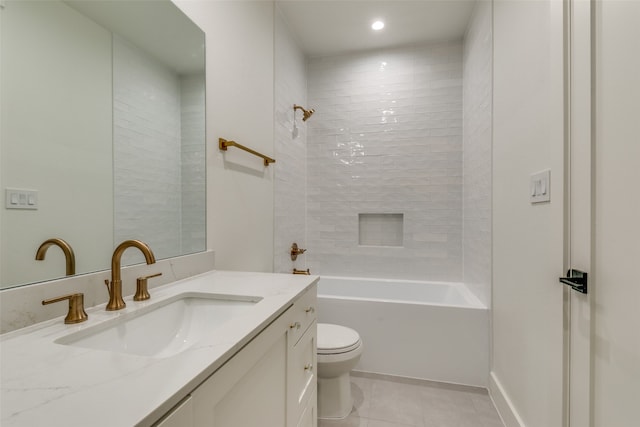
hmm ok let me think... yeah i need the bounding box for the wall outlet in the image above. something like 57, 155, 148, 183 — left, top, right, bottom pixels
530, 170, 551, 204
5, 188, 38, 210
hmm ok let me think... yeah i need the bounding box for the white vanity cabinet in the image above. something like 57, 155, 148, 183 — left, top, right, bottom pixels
153, 397, 194, 427
153, 285, 317, 427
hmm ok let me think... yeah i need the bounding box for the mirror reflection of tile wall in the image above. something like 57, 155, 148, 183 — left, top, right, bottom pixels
113, 36, 205, 265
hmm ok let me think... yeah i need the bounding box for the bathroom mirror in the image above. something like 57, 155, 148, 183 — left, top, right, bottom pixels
0, 0, 206, 289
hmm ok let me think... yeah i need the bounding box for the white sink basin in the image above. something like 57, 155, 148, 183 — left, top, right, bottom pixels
56, 293, 262, 358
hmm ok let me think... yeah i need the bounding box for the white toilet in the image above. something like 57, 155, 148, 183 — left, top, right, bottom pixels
316, 323, 363, 419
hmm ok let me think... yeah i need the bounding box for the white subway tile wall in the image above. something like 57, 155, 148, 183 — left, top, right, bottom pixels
180, 74, 207, 255
463, 1, 493, 307
306, 42, 465, 281
274, 9, 308, 273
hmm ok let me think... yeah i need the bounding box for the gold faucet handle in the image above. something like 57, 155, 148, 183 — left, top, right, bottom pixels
293, 268, 310, 275
42, 293, 88, 324
134, 272, 162, 301
290, 243, 307, 261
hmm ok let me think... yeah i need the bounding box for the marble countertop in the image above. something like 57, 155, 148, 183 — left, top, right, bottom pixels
1, 270, 319, 426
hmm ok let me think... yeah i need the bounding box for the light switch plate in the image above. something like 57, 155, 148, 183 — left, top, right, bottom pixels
530, 169, 551, 204
5, 188, 38, 210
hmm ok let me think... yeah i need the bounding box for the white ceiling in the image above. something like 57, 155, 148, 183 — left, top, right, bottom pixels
276, 0, 477, 58
66, 0, 205, 74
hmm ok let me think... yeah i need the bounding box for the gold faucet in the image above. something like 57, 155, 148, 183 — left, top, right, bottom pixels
35, 238, 76, 276
105, 240, 156, 311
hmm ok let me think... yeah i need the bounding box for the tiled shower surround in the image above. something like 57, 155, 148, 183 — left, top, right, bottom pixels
305, 42, 465, 281
463, 1, 493, 307
180, 74, 207, 256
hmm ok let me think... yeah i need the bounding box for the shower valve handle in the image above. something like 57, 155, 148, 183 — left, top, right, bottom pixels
290, 243, 307, 261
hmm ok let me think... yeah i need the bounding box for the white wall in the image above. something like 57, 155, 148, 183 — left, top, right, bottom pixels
0, 0, 113, 286
273, 7, 308, 274
491, 0, 565, 426
462, 0, 492, 307
593, 1, 640, 424
305, 42, 465, 282
175, 1, 275, 272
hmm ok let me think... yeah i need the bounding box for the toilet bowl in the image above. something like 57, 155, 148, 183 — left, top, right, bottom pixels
317, 323, 363, 419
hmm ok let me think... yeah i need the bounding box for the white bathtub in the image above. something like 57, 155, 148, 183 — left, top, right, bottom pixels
317, 276, 489, 387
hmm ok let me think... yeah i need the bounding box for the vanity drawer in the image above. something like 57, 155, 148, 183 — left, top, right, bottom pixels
287, 286, 317, 346
288, 321, 317, 425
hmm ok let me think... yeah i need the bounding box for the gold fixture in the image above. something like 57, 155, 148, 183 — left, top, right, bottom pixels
290, 243, 307, 261
35, 238, 76, 276
219, 138, 276, 166
293, 104, 315, 121
104, 240, 156, 311
134, 272, 162, 301
42, 293, 88, 324
293, 268, 310, 275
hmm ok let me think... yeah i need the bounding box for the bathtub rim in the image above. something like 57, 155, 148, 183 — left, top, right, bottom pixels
317, 275, 486, 310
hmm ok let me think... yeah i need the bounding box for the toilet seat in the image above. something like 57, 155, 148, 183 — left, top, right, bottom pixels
317, 323, 361, 355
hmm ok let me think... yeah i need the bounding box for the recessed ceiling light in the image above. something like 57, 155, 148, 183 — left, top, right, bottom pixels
371, 20, 385, 31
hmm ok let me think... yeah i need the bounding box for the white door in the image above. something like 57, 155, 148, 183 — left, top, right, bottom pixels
565, 1, 640, 426
592, 1, 640, 425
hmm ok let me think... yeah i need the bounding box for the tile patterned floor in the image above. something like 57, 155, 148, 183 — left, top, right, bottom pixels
318, 373, 505, 427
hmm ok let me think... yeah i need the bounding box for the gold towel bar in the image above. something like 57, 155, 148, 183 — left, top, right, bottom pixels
219, 138, 276, 166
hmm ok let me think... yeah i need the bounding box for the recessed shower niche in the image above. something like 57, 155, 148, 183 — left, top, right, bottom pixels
358, 213, 404, 247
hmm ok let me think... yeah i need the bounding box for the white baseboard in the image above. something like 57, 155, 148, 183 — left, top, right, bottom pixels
488, 371, 526, 427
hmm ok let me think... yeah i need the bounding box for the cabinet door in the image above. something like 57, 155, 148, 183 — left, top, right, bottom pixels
212, 334, 287, 427
153, 396, 193, 427
191, 311, 290, 427
296, 390, 317, 427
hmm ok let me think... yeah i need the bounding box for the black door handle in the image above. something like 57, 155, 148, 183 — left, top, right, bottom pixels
559, 269, 588, 294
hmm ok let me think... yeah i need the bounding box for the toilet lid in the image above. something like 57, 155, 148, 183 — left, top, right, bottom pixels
317, 323, 361, 354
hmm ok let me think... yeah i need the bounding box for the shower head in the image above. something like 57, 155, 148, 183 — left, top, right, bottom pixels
294, 104, 315, 121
